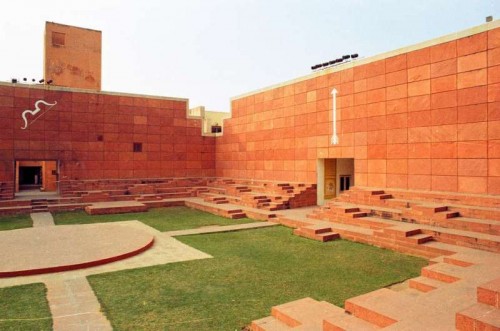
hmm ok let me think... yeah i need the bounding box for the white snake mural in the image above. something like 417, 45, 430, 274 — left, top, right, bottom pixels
21, 100, 58, 129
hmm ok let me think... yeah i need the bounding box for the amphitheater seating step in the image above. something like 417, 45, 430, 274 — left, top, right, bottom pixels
84, 201, 148, 215
251, 315, 292, 331
406, 233, 434, 244
408, 276, 449, 292
477, 278, 500, 307
276, 216, 317, 229
429, 216, 500, 235
420, 263, 465, 283
184, 198, 247, 219
270, 297, 327, 328
322, 309, 380, 331
456, 303, 500, 330
344, 288, 415, 327
293, 224, 339, 242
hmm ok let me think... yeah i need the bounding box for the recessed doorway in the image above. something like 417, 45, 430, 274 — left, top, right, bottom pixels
316, 158, 355, 205
15, 160, 59, 194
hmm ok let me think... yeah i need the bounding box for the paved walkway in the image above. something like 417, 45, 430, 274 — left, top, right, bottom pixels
163, 220, 278, 236
46, 277, 112, 331
31, 212, 55, 227
28, 213, 114, 330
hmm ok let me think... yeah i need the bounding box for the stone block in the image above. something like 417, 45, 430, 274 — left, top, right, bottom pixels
431, 58, 457, 78
457, 32, 487, 56
457, 52, 487, 73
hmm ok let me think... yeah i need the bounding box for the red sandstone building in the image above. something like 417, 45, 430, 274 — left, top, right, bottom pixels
1, 21, 500, 331
0, 20, 499, 203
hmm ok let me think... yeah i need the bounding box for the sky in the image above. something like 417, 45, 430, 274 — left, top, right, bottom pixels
1, 0, 499, 112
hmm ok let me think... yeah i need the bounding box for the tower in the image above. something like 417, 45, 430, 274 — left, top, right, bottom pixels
44, 22, 102, 90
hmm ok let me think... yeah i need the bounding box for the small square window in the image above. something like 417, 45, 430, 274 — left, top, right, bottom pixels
52, 32, 65, 46
133, 142, 142, 153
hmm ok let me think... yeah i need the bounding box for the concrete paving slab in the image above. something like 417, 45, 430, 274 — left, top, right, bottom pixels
30, 212, 55, 227
46, 277, 112, 331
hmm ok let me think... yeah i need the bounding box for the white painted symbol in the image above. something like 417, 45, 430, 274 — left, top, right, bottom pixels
21, 100, 57, 129
331, 88, 339, 145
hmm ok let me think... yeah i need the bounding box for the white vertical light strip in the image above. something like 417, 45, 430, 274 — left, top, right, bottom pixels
331, 88, 339, 145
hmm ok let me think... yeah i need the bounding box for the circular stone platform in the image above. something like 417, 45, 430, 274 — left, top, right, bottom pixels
0, 223, 154, 277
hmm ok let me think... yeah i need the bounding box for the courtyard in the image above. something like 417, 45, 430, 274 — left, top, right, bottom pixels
0, 4, 499, 330
0, 207, 426, 330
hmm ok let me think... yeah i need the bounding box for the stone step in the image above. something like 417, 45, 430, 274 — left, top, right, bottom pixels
433, 211, 460, 220
329, 204, 361, 213
337, 216, 391, 230
230, 213, 247, 219
456, 303, 500, 330
293, 228, 339, 242
213, 200, 229, 204
271, 297, 321, 327
299, 224, 334, 235
422, 227, 500, 253
251, 316, 293, 331
477, 278, 500, 307
323, 308, 380, 331
380, 226, 422, 238
408, 276, 449, 292
344, 288, 415, 327
420, 263, 463, 283
438, 217, 500, 236
227, 209, 244, 214
277, 216, 315, 229
269, 298, 350, 330
412, 204, 449, 215
385, 198, 411, 208
253, 299, 380, 331
407, 233, 434, 245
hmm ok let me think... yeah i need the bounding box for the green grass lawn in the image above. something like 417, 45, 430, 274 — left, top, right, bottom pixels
0, 283, 52, 330
89, 226, 427, 330
0, 214, 32, 231
53, 207, 256, 232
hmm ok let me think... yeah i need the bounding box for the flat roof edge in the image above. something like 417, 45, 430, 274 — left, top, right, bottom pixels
46, 21, 102, 34
0, 81, 189, 102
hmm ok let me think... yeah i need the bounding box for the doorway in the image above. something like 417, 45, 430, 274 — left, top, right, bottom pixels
317, 158, 355, 205
19, 166, 42, 189
15, 160, 58, 193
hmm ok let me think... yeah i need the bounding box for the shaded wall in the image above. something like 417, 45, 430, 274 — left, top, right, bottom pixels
0, 84, 216, 196
217, 22, 500, 195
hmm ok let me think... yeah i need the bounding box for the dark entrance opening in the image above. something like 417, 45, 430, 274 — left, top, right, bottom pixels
340, 175, 351, 192
19, 166, 42, 190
